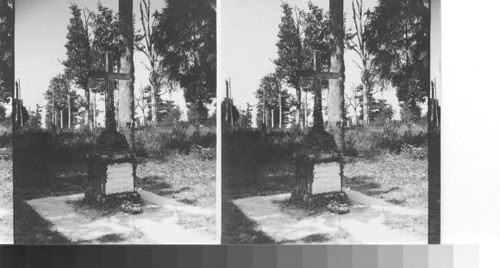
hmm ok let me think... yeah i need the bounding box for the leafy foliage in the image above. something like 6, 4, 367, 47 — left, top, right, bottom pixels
365, 0, 430, 117
255, 73, 292, 129
135, 0, 175, 125
63, 4, 92, 95
44, 74, 82, 129
221, 98, 240, 127
0, 0, 13, 103
24, 104, 42, 130
236, 104, 253, 129
88, 3, 123, 72
301, 2, 335, 70
346, 0, 376, 125
152, 0, 216, 121
274, 3, 305, 126
154, 99, 182, 125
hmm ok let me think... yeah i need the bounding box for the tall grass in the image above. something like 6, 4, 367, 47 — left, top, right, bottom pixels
223, 121, 427, 163
345, 122, 427, 157
0, 119, 11, 148
14, 123, 216, 162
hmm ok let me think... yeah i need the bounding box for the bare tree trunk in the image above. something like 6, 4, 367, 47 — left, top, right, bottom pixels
151, 84, 157, 125
118, 0, 135, 150
93, 93, 97, 128
304, 91, 309, 128
84, 88, 92, 129
68, 93, 71, 129
328, 0, 346, 187
12, 82, 17, 131
263, 89, 266, 129
362, 83, 369, 126
52, 87, 56, 131
296, 87, 303, 129
279, 92, 282, 128
229, 80, 233, 126
60, 110, 63, 129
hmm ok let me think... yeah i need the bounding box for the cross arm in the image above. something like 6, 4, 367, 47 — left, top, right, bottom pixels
297, 70, 340, 79
88, 70, 132, 81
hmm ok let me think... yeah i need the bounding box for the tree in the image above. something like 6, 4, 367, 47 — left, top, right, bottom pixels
345, 84, 362, 125
221, 98, 239, 127
63, 4, 92, 128
44, 74, 82, 129
156, 99, 181, 125
301, 2, 335, 69
152, 0, 216, 123
24, 105, 42, 130
88, 3, 123, 94
371, 99, 393, 122
365, 0, 430, 121
0, 0, 13, 104
0, 105, 5, 120
346, 0, 375, 126
136, 0, 175, 126
237, 103, 253, 129
274, 2, 305, 128
327, 0, 347, 187
255, 73, 291, 129
135, 85, 151, 126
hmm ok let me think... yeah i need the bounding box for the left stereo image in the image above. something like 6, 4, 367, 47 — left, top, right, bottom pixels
9, 0, 217, 244
0, 0, 14, 245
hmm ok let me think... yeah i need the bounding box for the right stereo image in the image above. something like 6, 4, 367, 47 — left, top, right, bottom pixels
220, 0, 440, 244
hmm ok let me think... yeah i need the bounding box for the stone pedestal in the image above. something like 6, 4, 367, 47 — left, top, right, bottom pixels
291, 128, 342, 203
85, 129, 138, 203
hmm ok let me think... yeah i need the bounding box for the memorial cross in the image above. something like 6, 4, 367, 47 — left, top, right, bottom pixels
89, 51, 131, 131
297, 50, 339, 130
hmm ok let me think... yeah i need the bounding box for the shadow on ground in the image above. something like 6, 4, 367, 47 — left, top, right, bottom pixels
14, 199, 71, 244
221, 200, 275, 244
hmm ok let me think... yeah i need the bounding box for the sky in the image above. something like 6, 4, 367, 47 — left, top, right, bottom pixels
220, 0, 419, 125
431, 0, 441, 98
14, 0, 438, 126
15, 0, 189, 125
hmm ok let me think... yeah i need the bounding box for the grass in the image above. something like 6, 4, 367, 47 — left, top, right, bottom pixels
136, 154, 216, 237
344, 153, 428, 210
344, 153, 428, 240
136, 155, 216, 208
0, 147, 13, 243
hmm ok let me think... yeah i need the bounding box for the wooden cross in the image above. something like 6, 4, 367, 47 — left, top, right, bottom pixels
298, 50, 339, 130
89, 51, 131, 131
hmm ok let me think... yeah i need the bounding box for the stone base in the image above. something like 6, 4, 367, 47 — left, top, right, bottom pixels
292, 153, 340, 203
83, 190, 143, 214
86, 152, 136, 202
291, 188, 350, 207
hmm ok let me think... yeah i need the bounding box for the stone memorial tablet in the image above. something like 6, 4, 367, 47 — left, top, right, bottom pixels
312, 162, 341, 194
105, 162, 134, 195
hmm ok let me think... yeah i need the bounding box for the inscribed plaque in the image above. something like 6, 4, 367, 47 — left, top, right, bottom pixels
312, 162, 340, 194
105, 162, 134, 195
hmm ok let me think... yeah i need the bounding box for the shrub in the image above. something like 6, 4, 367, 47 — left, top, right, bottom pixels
344, 122, 428, 157
400, 143, 428, 160
190, 144, 216, 161
135, 124, 216, 158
